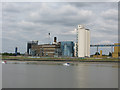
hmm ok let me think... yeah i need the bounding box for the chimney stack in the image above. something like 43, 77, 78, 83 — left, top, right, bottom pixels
53, 37, 57, 44
54, 37, 57, 43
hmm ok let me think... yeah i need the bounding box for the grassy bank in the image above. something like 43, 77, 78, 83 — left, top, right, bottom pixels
1, 56, 119, 62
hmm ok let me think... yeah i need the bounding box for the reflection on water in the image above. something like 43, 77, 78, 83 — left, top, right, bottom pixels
2, 62, 118, 88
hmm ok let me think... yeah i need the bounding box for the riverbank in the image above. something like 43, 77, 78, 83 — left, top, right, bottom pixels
2, 61, 119, 68
1, 56, 120, 62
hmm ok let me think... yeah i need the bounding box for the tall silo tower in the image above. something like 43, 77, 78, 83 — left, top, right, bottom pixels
76, 25, 90, 57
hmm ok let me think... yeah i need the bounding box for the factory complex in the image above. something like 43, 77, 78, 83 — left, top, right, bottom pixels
27, 39, 74, 57
26, 25, 120, 58
27, 25, 90, 57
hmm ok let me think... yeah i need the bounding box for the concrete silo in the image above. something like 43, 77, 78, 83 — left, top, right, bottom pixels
76, 25, 90, 57
86, 29, 90, 57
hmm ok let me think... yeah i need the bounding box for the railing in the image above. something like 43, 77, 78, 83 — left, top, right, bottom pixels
90, 44, 120, 47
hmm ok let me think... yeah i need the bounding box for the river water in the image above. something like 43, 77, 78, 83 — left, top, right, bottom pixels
2, 62, 118, 88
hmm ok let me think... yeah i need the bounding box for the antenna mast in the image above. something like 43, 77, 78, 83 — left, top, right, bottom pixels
48, 33, 51, 44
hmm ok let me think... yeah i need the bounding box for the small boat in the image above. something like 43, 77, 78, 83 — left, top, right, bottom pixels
2, 61, 7, 64
63, 63, 70, 66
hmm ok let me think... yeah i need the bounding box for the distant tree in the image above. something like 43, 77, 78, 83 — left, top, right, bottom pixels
17, 52, 20, 55
95, 52, 100, 55
2, 52, 21, 56
8, 53, 11, 55
2, 52, 9, 56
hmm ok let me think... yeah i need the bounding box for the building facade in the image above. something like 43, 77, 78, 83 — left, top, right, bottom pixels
27, 41, 38, 55
76, 25, 90, 57
74, 42, 78, 57
60, 41, 74, 57
31, 44, 61, 57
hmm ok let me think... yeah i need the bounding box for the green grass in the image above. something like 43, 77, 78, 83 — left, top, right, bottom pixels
1, 55, 119, 61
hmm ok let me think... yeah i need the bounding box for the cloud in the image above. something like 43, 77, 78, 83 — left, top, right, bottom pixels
2, 2, 118, 53
97, 40, 114, 44
101, 9, 118, 21
27, 4, 95, 27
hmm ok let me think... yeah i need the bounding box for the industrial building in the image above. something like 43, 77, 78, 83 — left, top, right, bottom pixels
75, 25, 90, 57
26, 25, 91, 58
27, 37, 74, 57
112, 43, 120, 58
60, 41, 74, 57
31, 43, 61, 57
27, 40, 38, 55
28, 37, 61, 57
15, 47, 18, 56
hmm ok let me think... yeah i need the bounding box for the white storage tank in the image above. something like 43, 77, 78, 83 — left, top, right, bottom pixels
78, 25, 85, 57
87, 29, 90, 57
77, 25, 90, 57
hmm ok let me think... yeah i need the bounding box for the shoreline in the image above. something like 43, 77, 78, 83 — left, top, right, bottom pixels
1, 56, 120, 62
2, 60, 119, 66
2, 59, 120, 62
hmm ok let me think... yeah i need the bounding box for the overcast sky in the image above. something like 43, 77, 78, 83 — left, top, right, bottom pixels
2, 2, 118, 53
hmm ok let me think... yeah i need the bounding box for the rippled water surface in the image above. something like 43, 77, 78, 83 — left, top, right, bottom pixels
2, 62, 118, 88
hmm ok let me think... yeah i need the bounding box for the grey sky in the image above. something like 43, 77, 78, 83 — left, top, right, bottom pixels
2, 2, 118, 53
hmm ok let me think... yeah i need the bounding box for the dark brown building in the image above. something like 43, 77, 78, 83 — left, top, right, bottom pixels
31, 43, 61, 57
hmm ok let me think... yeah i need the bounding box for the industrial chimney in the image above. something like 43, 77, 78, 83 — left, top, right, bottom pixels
54, 37, 57, 43
53, 37, 57, 44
